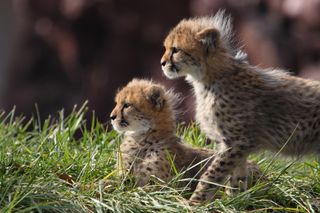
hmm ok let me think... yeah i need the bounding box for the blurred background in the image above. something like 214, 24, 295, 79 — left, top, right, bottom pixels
0, 0, 319, 123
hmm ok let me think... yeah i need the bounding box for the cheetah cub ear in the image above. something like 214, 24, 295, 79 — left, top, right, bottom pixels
145, 86, 165, 111
196, 28, 220, 53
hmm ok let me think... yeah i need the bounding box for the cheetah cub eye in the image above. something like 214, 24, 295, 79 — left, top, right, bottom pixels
123, 102, 130, 109
172, 47, 180, 54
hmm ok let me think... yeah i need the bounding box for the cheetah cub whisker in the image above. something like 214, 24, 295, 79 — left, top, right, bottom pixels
110, 78, 263, 198
161, 9, 320, 203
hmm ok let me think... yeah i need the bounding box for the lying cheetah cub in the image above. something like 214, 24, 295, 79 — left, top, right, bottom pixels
161, 10, 320, 203
110, 79, 262, 193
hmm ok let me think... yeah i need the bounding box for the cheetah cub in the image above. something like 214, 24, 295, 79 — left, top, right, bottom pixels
110, 78, 262, 192
161, 10, 320, 203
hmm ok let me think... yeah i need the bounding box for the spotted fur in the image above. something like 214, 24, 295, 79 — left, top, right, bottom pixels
110, 79, 263, 193
161, 10, 320, 203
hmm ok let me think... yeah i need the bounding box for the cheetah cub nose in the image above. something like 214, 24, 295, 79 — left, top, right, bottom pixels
161, 60, 167, 67
110, 115, 116, 120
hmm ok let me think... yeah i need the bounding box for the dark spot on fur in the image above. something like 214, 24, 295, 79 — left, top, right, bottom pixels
226, 117, 232, 123
215, 176, 224, 182
230, 136, 240, 141
215, 167, 221, 172
146, 167, 152, 171
239, 145, 247, 150
221, 96, 229, 104
230, 104, 236, 109
235, 151, 243, 158
226, 161, 234, 166
220, 168, 228, 173
237, 176, 246, 182
218, 124, 224, 130
248, 144, 256, 149
220, 103, 226, 108
145, 140, 153, 145
312, 123, 318, 130
220, 161, 226, 166
242, 124, 249, 129
226, 141, 233, 147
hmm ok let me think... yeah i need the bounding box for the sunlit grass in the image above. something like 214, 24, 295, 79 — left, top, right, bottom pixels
0, 103, 319, 212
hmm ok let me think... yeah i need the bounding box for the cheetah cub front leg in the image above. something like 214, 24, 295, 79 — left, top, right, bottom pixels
189, 144, 248, 203
229, 159, 248, 194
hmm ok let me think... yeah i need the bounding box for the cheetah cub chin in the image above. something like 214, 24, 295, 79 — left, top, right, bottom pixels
161, 9, 320, 203
110, 78, 263, 196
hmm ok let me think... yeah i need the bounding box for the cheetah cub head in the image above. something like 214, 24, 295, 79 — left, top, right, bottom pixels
110, 79, 179, 136
160, 10, 236, 81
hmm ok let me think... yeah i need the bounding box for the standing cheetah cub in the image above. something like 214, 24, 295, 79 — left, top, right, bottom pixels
161, 10, 320, 203
110, 79, 262, 192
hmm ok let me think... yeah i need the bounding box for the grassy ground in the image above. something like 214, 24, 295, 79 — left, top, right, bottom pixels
0, 104, 319, 212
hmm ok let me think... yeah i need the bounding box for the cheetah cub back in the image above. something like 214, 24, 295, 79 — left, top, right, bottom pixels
110, 78, 263, 192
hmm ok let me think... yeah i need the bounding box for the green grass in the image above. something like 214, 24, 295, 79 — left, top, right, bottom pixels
0, 103, 319, 212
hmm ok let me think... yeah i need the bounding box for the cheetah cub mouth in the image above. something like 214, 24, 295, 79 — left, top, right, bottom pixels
110, 100, 151, 135
161, 54, 181, 79
160, 45, 206, 80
